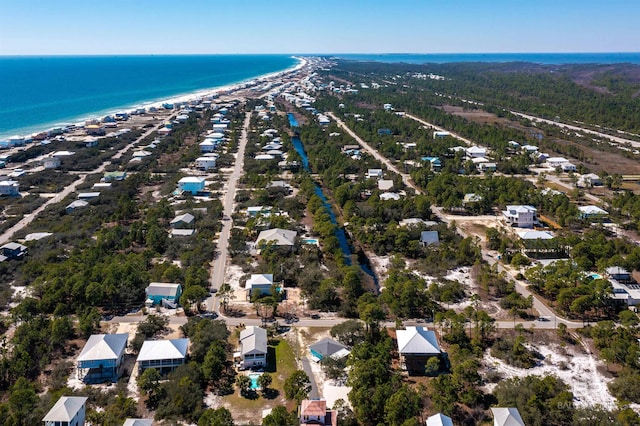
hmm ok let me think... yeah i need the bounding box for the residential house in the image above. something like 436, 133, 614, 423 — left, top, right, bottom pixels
502, 205, 537, 228
0, 242, 27, 259
255, 154, 276, 161
422, 156, 442, 171
255, 228, 297, 248
522, 144, 538, 153
43, 156, 61, 169
43, 396, 88, 426
606, 266, 632, 283
170, 213, 195, 228
246, 273, 275, 300
170, 229, 195, 238
103, 171, 127, 182
178, 177, 206, 195
399, 218, 438, 228
517, 230, 553, 241
396, 326, 441, 375
267, 180, 293, 193
578, 205, 608, 220
463, 193, 483, 205
383, 103, 393, 110
380, 192, 401, 201
84, 137, 99, 148
578, 173, 602, 187
66, 200, 89, 213
78, 192, 100, 200
546, 157, 570, 169
194, 156, 217, 171
145, 283, 182, 307
426, 413, 454, 426
491, 407, 525, 426
86, 124, 105, 136
318, 115, 330, 126
508, 140, 521, 149
433, 131, 450, 139
199, 139, 218, 153
378, 179, 394, 191
0, 180, 19, 196
247, 206, 272, 217
466, 146, 487, 158
123, 420, 153, 426
420, 231, 440, 247
367, 169, 384, 179
137, 338, 189, 374
239, 326, 267, 369
561, 162, 577, 172
309, 337, 350, 361
77, 333, 128, 383
299, 399, 337, 426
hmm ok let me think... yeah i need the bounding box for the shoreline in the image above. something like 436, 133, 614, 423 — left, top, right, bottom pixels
0, 56, 307, 141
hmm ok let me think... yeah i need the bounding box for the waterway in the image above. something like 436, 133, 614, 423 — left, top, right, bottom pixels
288, 113, 378, 287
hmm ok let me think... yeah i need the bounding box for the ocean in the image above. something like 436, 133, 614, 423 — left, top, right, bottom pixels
328, 52, 640, 65
0, 55, 298, 139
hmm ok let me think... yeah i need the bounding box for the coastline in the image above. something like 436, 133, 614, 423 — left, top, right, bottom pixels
0, 56, 306, 141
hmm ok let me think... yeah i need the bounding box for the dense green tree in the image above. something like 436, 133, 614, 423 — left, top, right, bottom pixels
284, 370, 311, 403
198, 407, 235, 426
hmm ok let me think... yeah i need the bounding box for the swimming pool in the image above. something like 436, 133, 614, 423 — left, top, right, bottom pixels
302, 238, 319, 245
249, 373, 262, 390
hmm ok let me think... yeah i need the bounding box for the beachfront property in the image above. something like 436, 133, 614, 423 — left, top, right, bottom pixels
43, 396, 88, 426
309, 337, 350, 361
491, 407, 525, 426
66, 200, 89, 213
426, 413, 454, 426
177, 176, 206, 194
239, 326, 267, 369
255, 228, 297, 248
76, 333, 128, 383
145, 282, 182, 307
0, 180, 20, 196
502, 205, 537, 228
85, 124, 105, 136
194, 156, 217, 171
396, 326, 442, 375
0, 242, 28, 260
299, 399, 337, 426
137, 338, 189, 375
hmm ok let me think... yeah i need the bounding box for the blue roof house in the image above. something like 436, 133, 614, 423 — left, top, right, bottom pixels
178, 177, 206, 195
422, 157, 442, 171
77, 333, 128, 383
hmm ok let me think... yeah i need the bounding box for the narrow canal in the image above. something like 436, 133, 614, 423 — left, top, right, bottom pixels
288, 113, 378, 287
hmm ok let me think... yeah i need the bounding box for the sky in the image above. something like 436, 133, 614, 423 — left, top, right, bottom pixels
1, 0, 639, 55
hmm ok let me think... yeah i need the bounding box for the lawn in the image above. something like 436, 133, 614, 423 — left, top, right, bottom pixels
219, 337, 298, 422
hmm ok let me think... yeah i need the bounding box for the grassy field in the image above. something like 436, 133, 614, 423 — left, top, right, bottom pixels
220, 337, 298, 422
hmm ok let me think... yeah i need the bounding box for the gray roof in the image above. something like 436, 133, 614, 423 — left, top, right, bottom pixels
42, 396, 87, 421
420, 231, 439, 245
309, 337, 348, 357
240, 326, 268, 356
1, 242, 27, 251
67, 200, 89, 210
137, 338, 189, 362
606, 266, 630, 276
426, 413, 454, 426
256, 228, 297, 246
146, 282, 181, 297
123, 419, 153, 426
170, 213, 195, 225
396, 326, 441, 355
491, 407, 525, 426
77, 333, 128, 362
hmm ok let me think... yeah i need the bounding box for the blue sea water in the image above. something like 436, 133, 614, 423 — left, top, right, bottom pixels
328, 52, 640, 65
0, 55, 298, 139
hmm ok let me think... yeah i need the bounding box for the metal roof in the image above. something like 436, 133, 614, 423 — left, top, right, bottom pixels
309, 338, 348, 357
137, 338, 189, 362
396, 326, 441, 355
42, 396, 87, 421
77, 333, 128, 362
240, 326, 267, 355
491, 407, 525, 426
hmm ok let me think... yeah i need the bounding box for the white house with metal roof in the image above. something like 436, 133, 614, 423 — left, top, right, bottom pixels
491, 407, 525, 426
43, 396, 88, 426
137, 338, 189, 374
170, 213, 195, 228
255, 228, 297, 248
426, 413, 454, 426
502, 205, 537, 228
239, 326, 267, 369
123, 419, 153, 426
77, 333, 128, 383
396, 326, 441, 375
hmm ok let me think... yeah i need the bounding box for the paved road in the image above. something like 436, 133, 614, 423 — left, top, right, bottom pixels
0, 121, 167, 246
510, 111, 640, 149
207, 111, 252, 311
330, 111, 589, 328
